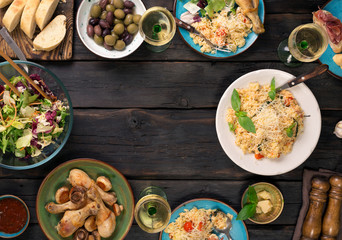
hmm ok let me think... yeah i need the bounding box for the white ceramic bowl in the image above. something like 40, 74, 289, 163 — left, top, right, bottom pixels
76, 0, 146, 59
216, 69, 321, 176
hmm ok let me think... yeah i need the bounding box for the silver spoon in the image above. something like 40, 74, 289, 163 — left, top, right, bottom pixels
212, 210, 233, 240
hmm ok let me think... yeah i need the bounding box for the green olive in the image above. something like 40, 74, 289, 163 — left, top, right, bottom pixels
113, 23, 125, 35
90, 4, 101, 18
104, 35, 116, 46
113, 0, 124, 9
124, 14, 133, 26
127, 23, 138, 34
133, 14, 141, 24
100, 11, 108, 20
114, 9, 125, 19
105, 4, 115, 12
111, 31, 119, 40
113, 18, 123, 25
114, 40, 125, 50
94, 35, 104, 45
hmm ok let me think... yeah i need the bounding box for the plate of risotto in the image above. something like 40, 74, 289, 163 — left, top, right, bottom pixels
173, 0, 265, 58
216, 69, 321, 176
159, 198, 249, 240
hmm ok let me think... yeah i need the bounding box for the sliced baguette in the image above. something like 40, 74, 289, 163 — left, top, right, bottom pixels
333, 54, 342, 69
33, 14, 66, 51
0, 0, 13, 8
20, 0, 40, 39
35, 0, 59, 30
2, 0, 27, 32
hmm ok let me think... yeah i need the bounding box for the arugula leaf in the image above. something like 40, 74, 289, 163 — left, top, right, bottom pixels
268, 77, 276, 101
228, 122, 236, 132
231, 89, 241, 112
238, 116, 256, 133
236, 203, 256, 220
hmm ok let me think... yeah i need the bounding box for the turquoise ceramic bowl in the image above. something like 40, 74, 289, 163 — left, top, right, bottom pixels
160, 198, 249, 240
173, 0, 265, 59
0, 195, 30, 238
0, 61, 73, 170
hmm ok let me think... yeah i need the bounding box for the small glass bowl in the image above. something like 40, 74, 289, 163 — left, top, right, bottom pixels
0, 195, 30, 238
241, 182, 284, 224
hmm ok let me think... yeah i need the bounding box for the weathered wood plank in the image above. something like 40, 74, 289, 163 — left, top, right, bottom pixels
0, 109, 340, 180
33, 61, 342, 110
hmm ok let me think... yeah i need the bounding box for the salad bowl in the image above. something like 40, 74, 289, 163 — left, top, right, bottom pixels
0, 61, 73, 170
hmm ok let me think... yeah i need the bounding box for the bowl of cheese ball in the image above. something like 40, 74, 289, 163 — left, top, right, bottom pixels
76, 0, 145, 58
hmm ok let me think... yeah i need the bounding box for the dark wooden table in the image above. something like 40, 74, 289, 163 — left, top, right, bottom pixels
1, 0, 342, 239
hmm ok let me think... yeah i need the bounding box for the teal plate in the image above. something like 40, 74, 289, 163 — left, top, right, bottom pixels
318, 0, 342, 79
173, 0, 265, 59
159, 198, 249, 240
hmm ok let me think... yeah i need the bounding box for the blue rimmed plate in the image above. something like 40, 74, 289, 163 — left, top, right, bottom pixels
318, 0, 342, 79
159, 198, 249, 240
173, 0, 265, 59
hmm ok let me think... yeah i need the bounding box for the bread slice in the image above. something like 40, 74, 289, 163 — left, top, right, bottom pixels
313, 10, 342, 54
33, 14, 66, 51
2, 0, 27, 32
0, 0, 14, 8
333, 54, 342, 69
20, 0, 40, 39
35, 0, 59, 30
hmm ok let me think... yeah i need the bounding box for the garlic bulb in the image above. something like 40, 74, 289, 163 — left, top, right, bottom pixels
334, 121, 342, 138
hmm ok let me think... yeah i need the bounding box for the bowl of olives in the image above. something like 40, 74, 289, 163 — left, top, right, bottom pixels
76, 0, 145, 58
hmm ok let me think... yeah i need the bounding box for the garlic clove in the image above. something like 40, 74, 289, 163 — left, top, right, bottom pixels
334, 121, 342, 138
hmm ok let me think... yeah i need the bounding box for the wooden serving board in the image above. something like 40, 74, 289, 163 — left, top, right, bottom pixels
0, 0, 73, 60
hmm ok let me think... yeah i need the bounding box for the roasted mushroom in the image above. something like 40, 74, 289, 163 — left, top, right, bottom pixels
84, 216, 97, 232
91, 231, 101, 240
96, 176, 112, 191
73, 228, 89, 240
69, 186, 87, 204
55, 186, 70, 204
113, 203, 124, 216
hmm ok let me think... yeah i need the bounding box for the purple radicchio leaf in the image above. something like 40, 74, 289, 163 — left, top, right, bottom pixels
193, 15, 202, 22
45, 110, 57, 125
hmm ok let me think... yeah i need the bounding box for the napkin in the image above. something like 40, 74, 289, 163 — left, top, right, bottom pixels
293, 169, 342, 240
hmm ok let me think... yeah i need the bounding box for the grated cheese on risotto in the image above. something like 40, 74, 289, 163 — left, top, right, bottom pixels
164, 207, 232, 240
190, 7, 253, 53
226, 82, 304, 159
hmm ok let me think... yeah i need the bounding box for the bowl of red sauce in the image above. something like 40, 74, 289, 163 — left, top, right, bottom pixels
0, 195, 30, 238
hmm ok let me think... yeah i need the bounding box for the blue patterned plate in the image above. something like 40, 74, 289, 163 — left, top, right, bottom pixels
159, 198, 249, 240
173, 0, 265, 59
318, 0, 342, 79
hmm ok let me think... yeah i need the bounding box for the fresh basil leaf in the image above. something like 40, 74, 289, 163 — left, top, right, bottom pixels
231, 89, 241, 112
286, 122, 296, 137
228, 122, 236, 132
248, 186, 258, 204
236, 203, 256, 220
238, 116, 256, 133
270, 77, 275, 91
268, 77, 276, 101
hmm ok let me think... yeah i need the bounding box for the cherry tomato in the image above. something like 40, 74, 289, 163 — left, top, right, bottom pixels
183, 221, 193, 233
284, 96, 294, 107
197, 221, 204, 231
255, 153, 264, 159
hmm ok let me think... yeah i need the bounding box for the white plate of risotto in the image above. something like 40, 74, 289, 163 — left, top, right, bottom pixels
216, 69, 321, 176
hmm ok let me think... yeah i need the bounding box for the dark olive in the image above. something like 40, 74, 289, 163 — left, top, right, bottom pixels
105, 4, 115, 12
114, 9, 125, 19
87, 25, 94, 37
106, 11, 114, 24
123, 8, 132, 15
90, 5, 101, 18
133, 14, 141, 24
127, 23, 138, 34
114, 18, 123, 25
122, 33, 133, 45
113, 0, 124, 9
114, 39, 125, 50
113, 23, 125, 35
99, 0, 108, 9
102, 28, 111, 37
103, 42, 114, 50
89, 18, 99, 26
100, 11, 108, 20
123, 0, 134, 8
94, 25, 102, 36
94, 35, 104, 45
99, 19, 110, 29
104, 35, 116, 46
123, 14, 133, 26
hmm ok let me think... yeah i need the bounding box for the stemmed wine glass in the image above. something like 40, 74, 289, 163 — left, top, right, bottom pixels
277, 23, 328, 67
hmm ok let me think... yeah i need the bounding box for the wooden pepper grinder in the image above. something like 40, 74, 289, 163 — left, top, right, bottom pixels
321, 175, 342, 240
301, 177, 330, 240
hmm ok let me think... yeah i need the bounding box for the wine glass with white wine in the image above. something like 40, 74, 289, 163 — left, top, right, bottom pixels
134, 186, 171, 233
278, 23, 328, 67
